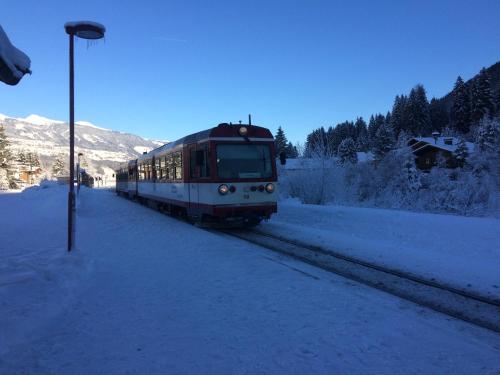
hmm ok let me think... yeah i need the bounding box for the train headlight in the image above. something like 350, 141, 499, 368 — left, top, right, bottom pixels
265, 183, 275, 193
218, 184, 229, 195
238, 126, 248, 136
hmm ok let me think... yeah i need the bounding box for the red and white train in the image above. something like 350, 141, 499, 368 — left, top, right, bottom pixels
115, 123, 278, 226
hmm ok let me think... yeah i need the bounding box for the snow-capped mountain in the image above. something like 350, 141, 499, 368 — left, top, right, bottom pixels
0, 113, 166, 178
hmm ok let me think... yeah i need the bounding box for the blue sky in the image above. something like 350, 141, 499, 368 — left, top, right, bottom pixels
1, 0, 499, 143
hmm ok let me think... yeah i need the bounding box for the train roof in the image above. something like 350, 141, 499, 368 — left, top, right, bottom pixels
136, 123, 274, 162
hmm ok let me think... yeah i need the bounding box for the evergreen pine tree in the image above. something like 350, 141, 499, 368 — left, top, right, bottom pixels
27, 152, 41, 169
475, 117, 499, 153
372, 121, 395, 161
407, 84, 431, 135
385, 111, 391, 126
0, 125, 12, 189
470, 68, 495, 124
337, 138, 358, 164
390, 95, 407, 136
0, 125, 10, 170
402, 151, 420, 192
396, 130, 411, 149
354, 117, 369, 151
494, 89, 500, 117
453, 138, 469, 168
368, 114, 385, 149
451, 76, 471, 134
17, 151, 27, 166
305, 127, 330, 157
329, 121, 356, 154
285, 142, 298, 158
52, 153, 67, 176
429, 98, 449, 132
274, 126, 288, 157
18, 151, 41, 184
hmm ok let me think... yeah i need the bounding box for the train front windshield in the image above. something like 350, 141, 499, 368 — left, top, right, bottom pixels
216, 144, 273, 179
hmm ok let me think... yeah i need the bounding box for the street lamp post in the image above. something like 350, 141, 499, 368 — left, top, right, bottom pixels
65, 21, 105, 252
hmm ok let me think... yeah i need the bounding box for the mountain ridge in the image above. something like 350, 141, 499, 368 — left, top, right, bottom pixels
0, 113, 168, 180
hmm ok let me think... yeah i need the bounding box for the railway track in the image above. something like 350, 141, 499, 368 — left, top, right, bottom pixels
218, 228, 500, 333
116, 193, 500, 333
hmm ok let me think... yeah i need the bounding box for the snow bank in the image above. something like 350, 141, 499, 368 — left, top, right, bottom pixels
0, 184, 90, 355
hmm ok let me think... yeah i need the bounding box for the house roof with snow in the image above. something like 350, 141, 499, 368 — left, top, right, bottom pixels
408, 136, 474, 154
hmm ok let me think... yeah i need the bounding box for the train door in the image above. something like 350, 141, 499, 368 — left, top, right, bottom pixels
188, 144, 200, 214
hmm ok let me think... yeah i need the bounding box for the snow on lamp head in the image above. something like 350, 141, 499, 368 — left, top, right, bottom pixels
64, 21, 106, 39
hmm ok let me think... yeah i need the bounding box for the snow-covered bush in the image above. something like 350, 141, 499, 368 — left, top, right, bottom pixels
283, 159, 341, 205
0, 167, 9, 190
381, 149, 421, 207
337, 138, 358, 165
279, 141, 499, 216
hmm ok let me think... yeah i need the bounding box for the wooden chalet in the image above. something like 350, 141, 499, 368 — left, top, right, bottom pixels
408, 134, 474, 171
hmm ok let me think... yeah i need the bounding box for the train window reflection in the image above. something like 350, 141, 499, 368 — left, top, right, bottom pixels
216, 144, 272, 179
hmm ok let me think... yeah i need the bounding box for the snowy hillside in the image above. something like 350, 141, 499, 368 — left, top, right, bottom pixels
0, 113, 166, 178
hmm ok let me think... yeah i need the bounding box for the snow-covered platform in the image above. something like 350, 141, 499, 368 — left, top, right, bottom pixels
1, 186, 499, 373
260, 199, 500, 301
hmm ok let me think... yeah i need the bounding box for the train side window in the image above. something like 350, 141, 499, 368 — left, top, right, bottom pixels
202, 146, 210, 178
190, 149, 197, 178
175, 152, 183, 180
166, 154, 173, 180
159, 156, 166, 180
154, 158, 160, 180
190, 146, 210, 178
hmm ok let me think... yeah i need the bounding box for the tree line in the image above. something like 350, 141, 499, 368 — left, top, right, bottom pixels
287, 66, 500, 163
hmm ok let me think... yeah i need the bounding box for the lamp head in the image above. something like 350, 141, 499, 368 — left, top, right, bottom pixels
65, 21, 105, 40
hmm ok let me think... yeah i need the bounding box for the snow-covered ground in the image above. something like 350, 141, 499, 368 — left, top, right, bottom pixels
260, 199, 500, 301
1, 186, 500, 374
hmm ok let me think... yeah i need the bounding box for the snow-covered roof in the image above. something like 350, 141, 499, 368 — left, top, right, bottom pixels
0, 25, 31, 85
409, 137, 474, 154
